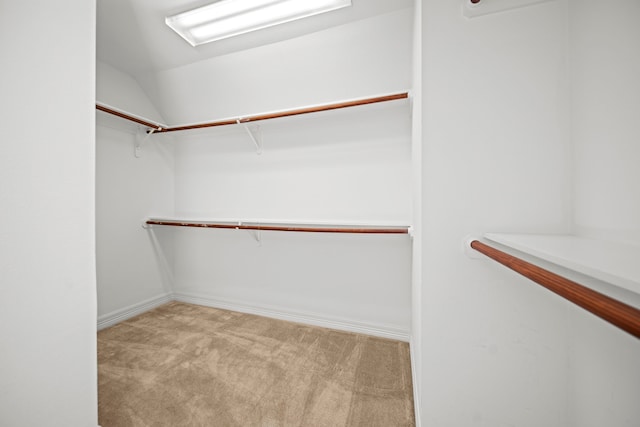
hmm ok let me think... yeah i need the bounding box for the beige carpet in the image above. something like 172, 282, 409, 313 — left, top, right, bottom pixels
98, 302, 415, 426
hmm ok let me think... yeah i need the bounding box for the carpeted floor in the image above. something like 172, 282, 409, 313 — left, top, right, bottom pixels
98, 302, 415, 426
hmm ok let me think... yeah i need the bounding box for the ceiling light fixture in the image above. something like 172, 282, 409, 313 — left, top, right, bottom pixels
166, 0, 352, 47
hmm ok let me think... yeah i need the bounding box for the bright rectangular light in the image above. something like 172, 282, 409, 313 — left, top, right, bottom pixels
166, 0, 352, 46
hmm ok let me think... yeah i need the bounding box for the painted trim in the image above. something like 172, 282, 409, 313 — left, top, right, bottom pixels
410, 339, 421, 426
173, 291, 410, 342
97, 291, 409, 341
462, 0, 554, 18
97, 293, 173, 330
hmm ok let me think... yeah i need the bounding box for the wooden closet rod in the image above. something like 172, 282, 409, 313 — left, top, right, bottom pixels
96, 92, 408, 134
470, 240, 640, 339
146, 219, 409, 234
157, 93, 408, 133
96, 104, 165, 131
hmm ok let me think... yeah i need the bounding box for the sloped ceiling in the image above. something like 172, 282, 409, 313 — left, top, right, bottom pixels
97, 0, 413, 80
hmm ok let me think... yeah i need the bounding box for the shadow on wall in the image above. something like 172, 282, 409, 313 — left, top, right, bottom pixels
145, 225, 175, 295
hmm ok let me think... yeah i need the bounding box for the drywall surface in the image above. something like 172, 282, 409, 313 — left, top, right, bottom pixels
96, 63, 175, 320
149, 8, 413, 124
168, 9, 413, 336
410, 0, 424, 423
419, 0, 571, 425
0, 1, 97, 425
171, 101, 412, 336
97, 61, 165, 123
571, 0, 640, 246
174, 103, 411, 223
173, 229, 412, 337
568, 1, 640, 425
567, 306, 640, 427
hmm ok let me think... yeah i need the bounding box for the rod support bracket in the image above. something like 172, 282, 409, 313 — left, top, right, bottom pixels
464, 235, 484, 259
135, 127, 156, 158
247, 228, 262, 246
235, 221, 262, 245
236, 119, 262, 155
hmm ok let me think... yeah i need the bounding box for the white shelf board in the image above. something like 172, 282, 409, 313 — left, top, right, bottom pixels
147, 216, 410, 228
145, 217, 411, 234
462, 0, 554, 18
484, 233, 640, 296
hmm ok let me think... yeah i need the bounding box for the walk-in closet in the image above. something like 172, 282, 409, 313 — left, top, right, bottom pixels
2, 0, 640, 426
95, 1, 415, 424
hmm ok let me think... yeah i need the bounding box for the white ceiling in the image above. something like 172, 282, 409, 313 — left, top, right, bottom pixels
97, 0, 413, 79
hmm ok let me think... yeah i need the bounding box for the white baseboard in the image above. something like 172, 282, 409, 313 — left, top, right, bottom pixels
173, 291, 410, 342
410, 338, 421, 426
97, 291, 409, 342
97, 293, 173, 330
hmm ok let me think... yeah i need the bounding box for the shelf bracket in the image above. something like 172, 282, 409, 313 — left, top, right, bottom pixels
247, 229, 262, 246
235, 221, 262, 246
134, 127, 156, 158
236, 119, 262, 155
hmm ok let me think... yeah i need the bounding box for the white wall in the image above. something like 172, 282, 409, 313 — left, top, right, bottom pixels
568, 1, 640, 425
96, 61, 175, 322
97, 61, 166, 123
149, 8, 414, 123
0, 1, 97, 425
418, 0, 571, 425
571, 0, 640, 246
174, 103, 411, 223
171, 104, 412, 337
160, 9, 414, 338
410, 0, 424, 422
